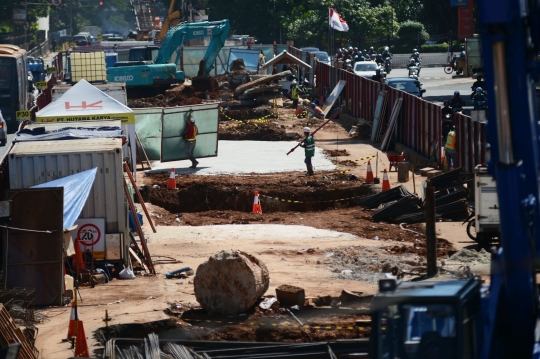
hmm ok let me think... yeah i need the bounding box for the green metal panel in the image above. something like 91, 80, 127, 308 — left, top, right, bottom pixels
134, 108, 163, 161
161, 103, 219, 162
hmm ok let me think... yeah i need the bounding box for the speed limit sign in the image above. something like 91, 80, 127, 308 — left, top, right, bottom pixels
51, 0, 62, 6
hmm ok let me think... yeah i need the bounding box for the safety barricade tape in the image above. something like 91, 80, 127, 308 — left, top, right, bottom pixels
219, 108, 278, 123
182, 317, 360, 331
259, 194, 365, 204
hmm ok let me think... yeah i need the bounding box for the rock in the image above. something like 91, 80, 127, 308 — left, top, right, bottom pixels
194, 250, 270, 315
275, 284, 305, 307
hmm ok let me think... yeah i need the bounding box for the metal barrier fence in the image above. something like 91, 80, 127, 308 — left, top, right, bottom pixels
32, 73, 57, 120
286, 45, 487, 173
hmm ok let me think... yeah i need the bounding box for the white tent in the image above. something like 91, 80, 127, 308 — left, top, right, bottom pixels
35, 79, 137, 175
35, 79, 134, 124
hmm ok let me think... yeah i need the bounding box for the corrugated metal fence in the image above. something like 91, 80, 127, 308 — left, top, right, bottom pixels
288, 46, 485, 172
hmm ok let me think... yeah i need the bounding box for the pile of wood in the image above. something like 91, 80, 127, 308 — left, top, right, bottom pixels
232, 70, 291, 106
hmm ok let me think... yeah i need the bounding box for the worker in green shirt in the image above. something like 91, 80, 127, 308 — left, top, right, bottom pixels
299, 127, 315, 176
290, 80, 299, 108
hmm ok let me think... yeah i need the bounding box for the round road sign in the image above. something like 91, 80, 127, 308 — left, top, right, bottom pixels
77, 223, 101, 247
51, 0, 62, 6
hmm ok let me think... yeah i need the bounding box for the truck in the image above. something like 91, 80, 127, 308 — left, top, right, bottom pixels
369, 1, 540, 358
0, 45, 28, 131
107, 19, 230, 98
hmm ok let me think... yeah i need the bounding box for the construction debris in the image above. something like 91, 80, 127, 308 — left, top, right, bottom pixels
275, 284, 306, 308
194, 250, 270, 315
360, 185, 415, 209
0, 304, 38, 359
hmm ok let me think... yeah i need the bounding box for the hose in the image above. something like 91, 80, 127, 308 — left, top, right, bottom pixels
399, 223, 425, 237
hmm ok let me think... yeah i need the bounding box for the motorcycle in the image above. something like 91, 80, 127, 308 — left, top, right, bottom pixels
383, 55, 392, 74
408, 65, 419, 79
444, 56, 465, 75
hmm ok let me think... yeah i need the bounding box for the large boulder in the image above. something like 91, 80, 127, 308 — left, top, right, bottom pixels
194, 250, 270, 315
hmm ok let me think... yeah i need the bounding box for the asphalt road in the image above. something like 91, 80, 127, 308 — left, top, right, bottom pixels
387, 67, 477, 115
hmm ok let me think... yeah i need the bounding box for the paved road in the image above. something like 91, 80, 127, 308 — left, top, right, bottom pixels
387, 67, 476, 115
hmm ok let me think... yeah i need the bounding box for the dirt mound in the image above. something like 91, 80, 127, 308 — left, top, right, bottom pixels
325, 149, 350, 157
219, 121, 288, 141
447, 248, 491, 265
128, 92, 203, 108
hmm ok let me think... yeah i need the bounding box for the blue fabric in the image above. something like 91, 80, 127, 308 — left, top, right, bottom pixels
32, 168, 98, 229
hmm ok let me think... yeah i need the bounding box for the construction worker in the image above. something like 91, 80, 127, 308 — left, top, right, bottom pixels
184, 111, 199, 168
309, 102, 324, 119
299, 127, 315, 176
296, 99, 310, 118
290, 80, 299, 108
444, 125, 456, 171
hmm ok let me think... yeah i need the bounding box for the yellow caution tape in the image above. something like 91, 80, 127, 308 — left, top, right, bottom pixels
219, 108, 278, 123
259, 194, 365, 204
182, 317, 360, 331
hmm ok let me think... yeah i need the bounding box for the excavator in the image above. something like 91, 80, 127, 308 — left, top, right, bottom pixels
368, 1, 540, 358
155, 0, 208, 43
107, 19, 229, 98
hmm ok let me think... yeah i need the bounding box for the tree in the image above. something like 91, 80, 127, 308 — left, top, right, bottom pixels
418, 0, 457, 37
396, 20, 428, 46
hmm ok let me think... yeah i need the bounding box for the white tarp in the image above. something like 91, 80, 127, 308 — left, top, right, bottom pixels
35, 79, 135, 124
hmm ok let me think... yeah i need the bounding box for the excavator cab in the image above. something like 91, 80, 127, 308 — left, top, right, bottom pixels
370, 278, 481, 359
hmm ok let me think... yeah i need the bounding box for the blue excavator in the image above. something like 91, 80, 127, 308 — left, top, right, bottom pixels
107, 19, 230, 97
369, 1, 540, 358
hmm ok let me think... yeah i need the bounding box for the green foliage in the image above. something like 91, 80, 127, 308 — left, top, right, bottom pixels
397, 20, 428, 42
418, 0, 457, 36
420, 43, 449, 53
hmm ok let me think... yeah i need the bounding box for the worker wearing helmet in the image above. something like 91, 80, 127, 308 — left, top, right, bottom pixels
290, 80, 299, 108
296, 99, 310, 118
299, 127, 315, 176
450, 91, 466, 109
309, 102, 324, 119
471, 75, 485, 99
184, 111, 199, 168
442, 100, 454, 146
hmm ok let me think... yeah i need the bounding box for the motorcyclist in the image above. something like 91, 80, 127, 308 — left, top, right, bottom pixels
471, 75, 485, 99
441, 100, 454, 145
411, 48, 418, 59
371, 69, 383, 82
450, 90, 466, 109
473, 87, 487, 109
407, 59, 419, 78
375, 54, 385, 66
368, 46, 376, 55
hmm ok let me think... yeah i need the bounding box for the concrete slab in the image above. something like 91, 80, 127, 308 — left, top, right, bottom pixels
147, 140, 337, 175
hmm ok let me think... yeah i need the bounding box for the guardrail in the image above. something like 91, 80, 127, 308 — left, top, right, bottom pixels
27, 38, 51, 59
284, 45, 486, 173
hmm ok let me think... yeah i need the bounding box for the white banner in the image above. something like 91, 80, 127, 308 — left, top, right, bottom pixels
329, 8, 349, 32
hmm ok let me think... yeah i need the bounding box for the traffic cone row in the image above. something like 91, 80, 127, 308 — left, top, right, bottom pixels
365, 161, 374, 183
167, 168, 176, 189
252, 191, 262, 214
382, 169, 391, 191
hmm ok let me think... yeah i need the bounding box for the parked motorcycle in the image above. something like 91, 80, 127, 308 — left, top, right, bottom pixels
444, 61, 456, 74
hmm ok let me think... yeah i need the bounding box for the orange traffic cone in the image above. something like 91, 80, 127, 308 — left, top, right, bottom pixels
365, 161, 374, 183
167, 168, 176, 189
382, 169, 391, 192
252, 191, 262, 214
74, 320, 89, 358
67, 301, 79, 339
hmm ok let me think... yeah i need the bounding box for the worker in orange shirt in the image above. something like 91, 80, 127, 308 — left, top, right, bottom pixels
309, 103, 324, 119
184, 111, 199, 168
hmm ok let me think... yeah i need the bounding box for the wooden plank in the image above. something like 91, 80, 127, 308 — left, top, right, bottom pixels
0, 304, 38, 359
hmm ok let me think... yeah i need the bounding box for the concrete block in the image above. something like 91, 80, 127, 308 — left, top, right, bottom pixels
420, 167, 434, 176
275, 284, 306, 307
427, 170, 443, 178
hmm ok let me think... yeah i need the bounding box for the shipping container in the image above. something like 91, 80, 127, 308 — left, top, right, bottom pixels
8, 138, 128, 262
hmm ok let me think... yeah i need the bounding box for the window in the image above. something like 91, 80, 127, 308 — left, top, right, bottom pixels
354, 63, 377, 72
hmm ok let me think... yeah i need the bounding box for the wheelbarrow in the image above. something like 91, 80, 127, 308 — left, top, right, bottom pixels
386, 152, 405, 172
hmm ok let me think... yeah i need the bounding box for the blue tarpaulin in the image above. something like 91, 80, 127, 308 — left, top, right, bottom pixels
32, 168, 98, 229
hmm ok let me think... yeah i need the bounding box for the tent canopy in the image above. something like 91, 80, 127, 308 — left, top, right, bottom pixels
262, 50, 311, 70
32, 168, 97, 229
35, 79, 135, 124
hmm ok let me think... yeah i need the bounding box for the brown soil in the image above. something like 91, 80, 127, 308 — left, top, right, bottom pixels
128, 92, 203, 108
219, 121, 289, 141
324, 149, 350, 157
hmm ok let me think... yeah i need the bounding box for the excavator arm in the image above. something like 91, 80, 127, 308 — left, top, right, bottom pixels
154, 19, 230, 77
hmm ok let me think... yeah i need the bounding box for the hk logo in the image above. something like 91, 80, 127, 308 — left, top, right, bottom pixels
65, 100, 103, 109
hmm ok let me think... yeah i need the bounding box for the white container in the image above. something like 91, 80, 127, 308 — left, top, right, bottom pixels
474, 166, 500, 237
65, 274, 74, 291
8, 138, 127, 237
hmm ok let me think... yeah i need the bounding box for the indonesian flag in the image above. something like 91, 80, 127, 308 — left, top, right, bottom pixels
329, 7, 349, 32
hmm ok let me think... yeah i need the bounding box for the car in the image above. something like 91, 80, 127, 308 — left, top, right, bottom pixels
72, 35, 89, 46
353, 61, 379, 78
0, 110, 8, 146
386, 77, 426, 97
310, 51, 331, 65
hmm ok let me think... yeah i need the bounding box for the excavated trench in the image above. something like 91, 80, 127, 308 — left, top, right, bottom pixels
144, 173, 374, 214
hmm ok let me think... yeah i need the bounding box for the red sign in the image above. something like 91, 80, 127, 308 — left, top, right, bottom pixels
458, 0, 474, 39
77, 223, 101, 247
